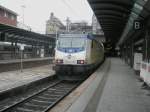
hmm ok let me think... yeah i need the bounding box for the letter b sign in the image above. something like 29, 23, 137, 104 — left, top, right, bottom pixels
134, 20, 143, 30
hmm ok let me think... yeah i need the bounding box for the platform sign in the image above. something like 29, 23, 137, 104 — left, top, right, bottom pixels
133, 20, 143, 30
20, 44, 25, 50
37, 50, 40, 55
40, 49, 44, 58
140, 61, 147, 81
141, 63, 150, 86
134, 53, 142, 71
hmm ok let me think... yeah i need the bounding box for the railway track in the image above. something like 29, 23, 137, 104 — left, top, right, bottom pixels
0, 80, 80, 112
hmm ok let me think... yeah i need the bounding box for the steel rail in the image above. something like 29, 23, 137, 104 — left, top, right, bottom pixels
1, 80, 80, 112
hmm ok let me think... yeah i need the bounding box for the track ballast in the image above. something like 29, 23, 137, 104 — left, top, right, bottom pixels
1, 80, 80, 112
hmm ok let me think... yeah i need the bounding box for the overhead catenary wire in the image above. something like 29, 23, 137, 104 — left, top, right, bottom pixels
60, 0, 80, 17
61, 0, 92, 25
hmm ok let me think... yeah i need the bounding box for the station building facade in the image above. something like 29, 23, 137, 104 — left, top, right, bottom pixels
46, 12, 65, 36
0, 5, 17, 26
92, 14, 104, 35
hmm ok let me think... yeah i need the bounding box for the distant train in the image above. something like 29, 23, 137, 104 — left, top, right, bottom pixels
0, 42, 32, 52
53, 34, 105, 80
0, 42, 34, 60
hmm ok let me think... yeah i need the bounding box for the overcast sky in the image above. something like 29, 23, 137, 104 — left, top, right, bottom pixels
0, 0, 93, 34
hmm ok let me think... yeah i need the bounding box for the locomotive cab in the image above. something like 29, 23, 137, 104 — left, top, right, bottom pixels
55, 34, 87, 65
54, 34, 104, 80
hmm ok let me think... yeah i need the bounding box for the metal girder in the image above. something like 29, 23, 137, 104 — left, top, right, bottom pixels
93, 6, 130, 14
97, 15, 128, 21
88, 0, 133, 7
7, 34, 48, 44
94, 10, 128, 18
99, 22, 126, 28
99, 19, 126, 23
100, 27, 125, 30
0, 24, 54, 39
91, 3, 131, 12
5, 32, 50, 45
88, 0, 135, 48
117, 0, 149, 46
134, 38, 144, 46
100, 26, 125, 30
0, 23, 55, 46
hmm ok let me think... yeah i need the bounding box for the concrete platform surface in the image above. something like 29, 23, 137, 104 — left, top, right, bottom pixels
94, 58, 150, 112
0, 57, 54, 64
0, 65, 54, 93
49, 59, 110, 112
64, 58, 150, 112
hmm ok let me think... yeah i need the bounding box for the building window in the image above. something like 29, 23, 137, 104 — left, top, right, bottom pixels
11, 15, 15, 20
0, 9, 4, 17
0, 9, 2, 16
4, 12, 8, 17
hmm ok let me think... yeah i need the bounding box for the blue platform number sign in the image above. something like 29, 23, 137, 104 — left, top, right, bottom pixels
134, 20, 142, 30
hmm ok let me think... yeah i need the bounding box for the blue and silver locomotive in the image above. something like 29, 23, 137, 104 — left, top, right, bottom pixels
54, 34, 104, 80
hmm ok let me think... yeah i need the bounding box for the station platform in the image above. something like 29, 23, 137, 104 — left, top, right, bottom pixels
0, 65, 54, 99
0, 57, 54, 72
83, 58, 150, 112
50, 58, 150, 112
0, 57, 53, 64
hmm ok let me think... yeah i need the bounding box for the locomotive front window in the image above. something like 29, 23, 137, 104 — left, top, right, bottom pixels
71, 38, 85, 48
57, 37, 72, 48
57, 37, 85, 48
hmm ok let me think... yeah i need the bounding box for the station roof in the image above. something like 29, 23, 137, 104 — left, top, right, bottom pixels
0, 5, 18, 16
0, 23, 55, 46
88, 0, 150, 47
118, 0, 150, 45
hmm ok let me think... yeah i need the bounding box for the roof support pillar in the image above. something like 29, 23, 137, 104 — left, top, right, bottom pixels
124, 44, 129, 64
129, 38, 134, 68
11, 41, 14, 59
14, 42, 18, 59
145, 27, 150, 62
142, 26, 149, 62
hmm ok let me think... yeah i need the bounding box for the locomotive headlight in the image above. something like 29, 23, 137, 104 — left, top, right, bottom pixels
77, 60, 85, 64
55, 59, 63, 64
